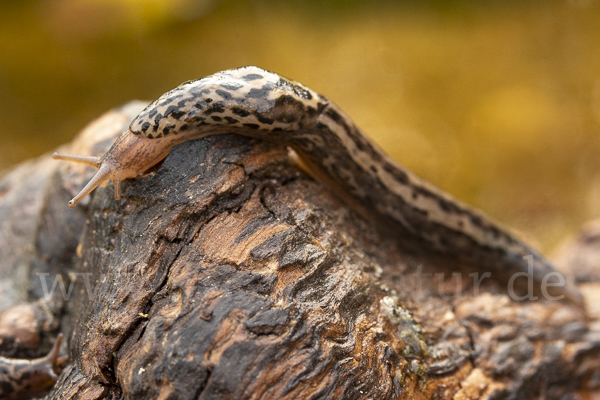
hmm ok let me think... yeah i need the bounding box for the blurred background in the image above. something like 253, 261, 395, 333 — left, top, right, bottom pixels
1, 0, 600, 251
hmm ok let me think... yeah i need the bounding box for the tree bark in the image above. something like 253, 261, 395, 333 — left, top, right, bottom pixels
0, 104, 599, 399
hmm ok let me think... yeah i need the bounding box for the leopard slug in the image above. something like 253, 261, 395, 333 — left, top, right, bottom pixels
0, 334, 66, 399
53, 66, 583, 305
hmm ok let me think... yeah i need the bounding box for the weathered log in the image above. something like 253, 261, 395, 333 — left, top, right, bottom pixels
0, 105, 599, 399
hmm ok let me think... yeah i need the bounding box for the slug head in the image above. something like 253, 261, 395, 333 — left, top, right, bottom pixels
53, 130, 172, 207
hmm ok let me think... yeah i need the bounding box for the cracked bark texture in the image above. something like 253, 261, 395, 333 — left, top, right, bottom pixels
0, 105, 599, 399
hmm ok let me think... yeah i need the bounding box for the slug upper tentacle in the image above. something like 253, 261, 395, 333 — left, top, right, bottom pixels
53, 66, 584, 306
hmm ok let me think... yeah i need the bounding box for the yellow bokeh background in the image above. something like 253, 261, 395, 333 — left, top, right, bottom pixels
1, 0, 600, 251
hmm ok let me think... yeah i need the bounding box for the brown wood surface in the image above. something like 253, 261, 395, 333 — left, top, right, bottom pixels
0, 105, 599, 399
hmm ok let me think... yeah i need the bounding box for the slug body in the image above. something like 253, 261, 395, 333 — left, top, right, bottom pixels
0, 334, 66, 399
53, 66, 582, 305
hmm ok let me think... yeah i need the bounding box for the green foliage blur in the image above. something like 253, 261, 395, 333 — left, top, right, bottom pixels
1, 0, 600, 250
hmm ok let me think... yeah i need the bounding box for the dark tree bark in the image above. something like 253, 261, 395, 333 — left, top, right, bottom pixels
0, 104, 599, 399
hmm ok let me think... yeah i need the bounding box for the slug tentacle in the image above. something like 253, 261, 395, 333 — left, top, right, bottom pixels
52, 66, 583, 306
66, 164, 113, 207
52, 153, 102, 168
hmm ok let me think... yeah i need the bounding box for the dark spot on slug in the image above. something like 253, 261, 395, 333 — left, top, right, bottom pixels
141, 122, 150, 132
256, 114, 274, 124
163, 105, 187, 120
158, 96, 179, 109
382, 162, 409, 185
211, 116, 222, 122
490, 227, 502, 239
437, 199, 453, 213
243, 123, 260, 130
173, 111, 186, 120
324, 108, 343, 124
163, 125, 175, 136
147, 133, 154, 139
224, 116, 239, 124
242, 73, 263, 81
215, 89, 233, 99
180, 124, 189, 131
469, 214, 483, 228
370, 165, 378, 173
232, 107, 251, 117
247, 82, 275, 99
203, 104, 225, 115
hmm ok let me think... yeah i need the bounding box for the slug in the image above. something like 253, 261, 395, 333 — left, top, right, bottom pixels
0, 334, 66, 399
53, 66, 583, 305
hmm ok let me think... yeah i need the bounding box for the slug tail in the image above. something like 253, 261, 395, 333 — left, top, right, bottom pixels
52, 153, 102, 168
68, 164, 112, 208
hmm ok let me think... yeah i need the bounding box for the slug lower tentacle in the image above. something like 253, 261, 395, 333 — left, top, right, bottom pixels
53, 66, 583, 306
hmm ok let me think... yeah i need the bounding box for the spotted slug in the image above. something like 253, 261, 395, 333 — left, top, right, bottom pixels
0, 334, 66, 399
53, 66, 582, 305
